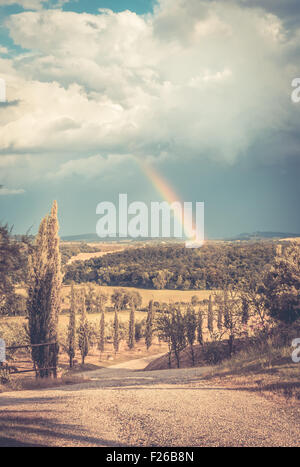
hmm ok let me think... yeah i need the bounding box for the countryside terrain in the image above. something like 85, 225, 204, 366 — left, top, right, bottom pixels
0, 214, 300, 448
1, 355, 300, 447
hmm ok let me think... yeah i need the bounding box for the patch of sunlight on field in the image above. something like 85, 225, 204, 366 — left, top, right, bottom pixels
61, 284, 217, 308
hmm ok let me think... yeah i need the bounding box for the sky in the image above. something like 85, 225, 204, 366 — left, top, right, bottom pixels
0, 0, 299, 238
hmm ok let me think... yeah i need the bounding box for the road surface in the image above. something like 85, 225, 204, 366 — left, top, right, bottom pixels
0, 356, 299, 447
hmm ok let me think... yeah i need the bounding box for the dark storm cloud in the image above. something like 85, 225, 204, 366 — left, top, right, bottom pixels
233, 0, 300, 34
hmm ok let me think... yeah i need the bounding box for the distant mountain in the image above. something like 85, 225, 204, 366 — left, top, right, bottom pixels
61, 231, 300, 243
61, 233, 102, 242
61, 233, 183, 243
226, 231, 300, 241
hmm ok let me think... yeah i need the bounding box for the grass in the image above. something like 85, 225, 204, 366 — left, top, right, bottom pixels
0, 374, 90, 393
203, 341, 300, 403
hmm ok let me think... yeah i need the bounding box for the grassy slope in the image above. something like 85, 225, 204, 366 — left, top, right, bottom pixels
146, 341, 300, 404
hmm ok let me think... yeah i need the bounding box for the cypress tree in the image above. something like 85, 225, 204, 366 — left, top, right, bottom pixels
78, 291, 89, 365
47, 201, 61, 376
113, 310, 119, 355
197, 308, 203, 346
27, 201, 61, 378
67, 284, 76, 368
207, 295, 214, 337
217, 303, 223, 331
224, 290, 230, 327
97, 295, 105, 359
128, 304, 135, 350
145, 300, 154, 350
185, 306, 197, 366
241, 298, 249, 325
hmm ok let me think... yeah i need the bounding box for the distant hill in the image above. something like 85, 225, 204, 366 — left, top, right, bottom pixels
14, 231, 300, 243
226, 231, 300, 241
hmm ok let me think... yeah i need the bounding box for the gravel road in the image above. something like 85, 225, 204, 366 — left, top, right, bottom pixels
0, 356, 299, 447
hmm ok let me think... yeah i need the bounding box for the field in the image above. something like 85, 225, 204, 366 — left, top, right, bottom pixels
61, 284, 217, 310
64, 242, 125, 265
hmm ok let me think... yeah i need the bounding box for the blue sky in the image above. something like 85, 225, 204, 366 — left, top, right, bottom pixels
0, 0, 299, 238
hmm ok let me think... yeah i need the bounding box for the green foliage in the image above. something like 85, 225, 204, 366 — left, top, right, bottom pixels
156, 306, 186, 368
67, 284, 76, 367
135, 319, 145, 342
128, 306, 135, 350
207, 295, 214, 336
26, 201, 61, 378
111, 288, 142, 310
99, 310, 105, 355
197, 308, 203, 346
77, 292, 89, 365
113, 310, 119, 354
64, 242, 276, 290
145, 300, 154, 350
0, 224, 30, 316
60, 242, 102, 266
262, 243, 300, 324
185, 306, 197, 365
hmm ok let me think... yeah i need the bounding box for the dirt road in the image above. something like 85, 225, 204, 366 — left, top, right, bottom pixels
0, 356, 299, 447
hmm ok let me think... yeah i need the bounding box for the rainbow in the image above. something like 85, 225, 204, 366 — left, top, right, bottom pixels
137, 158, 200, 242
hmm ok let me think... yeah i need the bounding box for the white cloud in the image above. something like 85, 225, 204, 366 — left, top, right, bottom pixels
0, 0, 69, 10
49, 153, 135, 179
0, 0, 299, 184
0, 185, 25, 195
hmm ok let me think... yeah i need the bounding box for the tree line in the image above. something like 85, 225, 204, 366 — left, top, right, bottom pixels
64, 242, 276, 290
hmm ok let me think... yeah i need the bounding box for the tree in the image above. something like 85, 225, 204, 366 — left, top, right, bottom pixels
96, 294, 106, 359
185, 306, 197, 365
197, 308, 204, 346
0, 224, 29, 316
113, 310, 119, 355
155, 309, 173, 368
152, 270, 168, 289
85, 283, 95, 313
207, 295, 214, 337
191, 296, 199, 307
262, 243, 300, 324
67, 284, 76, 368
145, 300, 154, 350
240, 271, 268, 330
128, 304, 135, 350
217, 300, 223, 331
78, 291, 89, 365
27, 201, 61, 378
170, 307, 186, 368
111, 289, 123, 311
221, 289, 243, 357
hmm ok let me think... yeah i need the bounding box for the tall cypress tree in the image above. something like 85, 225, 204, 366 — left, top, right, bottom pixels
185, 306, 197, 366
113, 310, 119, 355
67, 284, 76, 368
128, 304, 135, 350
97, 295, 105, 360
207, 295, 214, 337
197, 308, 203, 346
145, 300, 154, 350
27, 201, 61, 378
217, 302, 223, 331
78, 291, 89, 365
